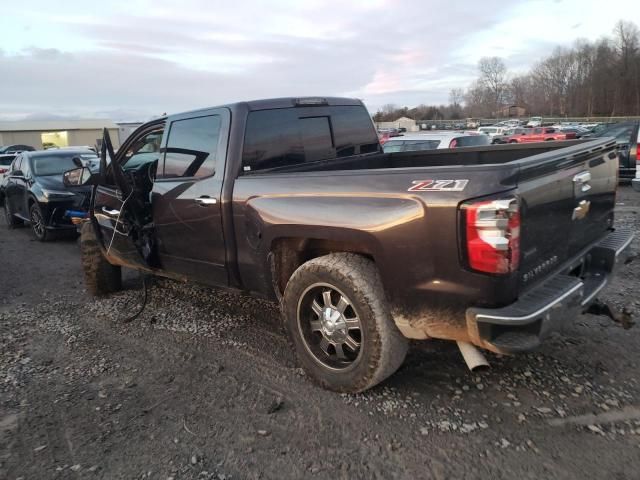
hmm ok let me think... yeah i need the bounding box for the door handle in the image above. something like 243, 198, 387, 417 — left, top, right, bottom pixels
573, 171, 592, 192
102, 206, 121, 216
195, 196, 217, 206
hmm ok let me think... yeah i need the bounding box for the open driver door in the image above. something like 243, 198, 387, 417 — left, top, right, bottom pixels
92, 123, 164, 269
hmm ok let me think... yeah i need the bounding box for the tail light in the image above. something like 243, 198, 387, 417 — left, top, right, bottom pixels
463, 197, 520, 274
0, 168, 7, 174
636, 140, 640, 179
449, 139, 458, 148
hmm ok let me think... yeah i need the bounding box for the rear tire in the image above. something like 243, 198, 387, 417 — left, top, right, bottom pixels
3, 203, 23, 229
282, 253, 408, 393
80, 222, 122, 296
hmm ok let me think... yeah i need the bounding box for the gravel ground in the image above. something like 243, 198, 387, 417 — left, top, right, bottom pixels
1, 187, 640, 479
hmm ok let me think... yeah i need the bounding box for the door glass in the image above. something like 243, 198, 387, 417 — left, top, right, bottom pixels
163, 115, 221, 178
122, 130, 164, 169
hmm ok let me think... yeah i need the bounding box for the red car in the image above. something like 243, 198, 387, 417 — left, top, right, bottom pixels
504, 127, 576, 143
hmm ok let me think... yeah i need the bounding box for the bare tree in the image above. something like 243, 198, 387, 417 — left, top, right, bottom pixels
613, 20, 640, 114
449, 88, 464, 107
478, 57, 508, 114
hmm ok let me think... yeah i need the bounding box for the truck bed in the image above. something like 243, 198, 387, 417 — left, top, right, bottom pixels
244, 139, 602, 174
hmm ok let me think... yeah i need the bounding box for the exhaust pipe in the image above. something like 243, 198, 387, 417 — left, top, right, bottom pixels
456, 341, 490, 371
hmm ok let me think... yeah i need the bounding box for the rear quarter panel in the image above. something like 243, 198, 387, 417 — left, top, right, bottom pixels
231, 166, 520, 312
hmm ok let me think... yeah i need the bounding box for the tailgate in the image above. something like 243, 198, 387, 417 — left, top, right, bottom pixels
516, 139, 618, 291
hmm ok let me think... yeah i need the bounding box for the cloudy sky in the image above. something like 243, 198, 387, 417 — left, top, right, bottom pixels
0, 0, 634, 121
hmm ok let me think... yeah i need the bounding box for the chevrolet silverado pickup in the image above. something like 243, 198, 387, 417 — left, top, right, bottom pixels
63, 97, 634, 393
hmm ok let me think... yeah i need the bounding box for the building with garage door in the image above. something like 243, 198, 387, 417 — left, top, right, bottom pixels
0, 119, 120, 151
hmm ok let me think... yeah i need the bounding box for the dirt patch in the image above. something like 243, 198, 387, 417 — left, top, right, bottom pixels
1, 187, 639, 479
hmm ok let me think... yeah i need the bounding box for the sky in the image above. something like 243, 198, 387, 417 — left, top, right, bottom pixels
0, 0, 635, 121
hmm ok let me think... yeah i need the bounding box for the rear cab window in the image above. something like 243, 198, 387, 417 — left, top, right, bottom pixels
242, 105, 380, 173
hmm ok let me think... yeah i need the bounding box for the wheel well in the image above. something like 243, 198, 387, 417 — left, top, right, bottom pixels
28, 196, 36, 208
269, 237, 375, 298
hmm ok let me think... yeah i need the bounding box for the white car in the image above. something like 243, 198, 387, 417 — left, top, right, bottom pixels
382, 133, 491, 152
0, 154, 16, 183
477, 126, 509, 140
526, 116, 542, 127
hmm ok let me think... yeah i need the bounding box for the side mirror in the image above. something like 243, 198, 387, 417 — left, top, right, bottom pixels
63, 167, 97, 187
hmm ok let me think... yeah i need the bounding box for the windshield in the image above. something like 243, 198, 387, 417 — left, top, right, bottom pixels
32, 153, 98, 176
383, 139, 441, 152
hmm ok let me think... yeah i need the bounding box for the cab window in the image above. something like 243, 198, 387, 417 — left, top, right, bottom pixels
162, 115, 221, 178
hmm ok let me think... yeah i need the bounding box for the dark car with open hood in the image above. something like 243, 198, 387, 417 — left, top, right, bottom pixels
1, 149, 97, 241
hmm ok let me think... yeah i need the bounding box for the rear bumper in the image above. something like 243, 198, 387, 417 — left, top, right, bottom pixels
466, 228, 634, 354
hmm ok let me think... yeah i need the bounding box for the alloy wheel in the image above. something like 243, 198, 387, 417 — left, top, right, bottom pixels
297, 283, 363, 370
30, 206, 45, 238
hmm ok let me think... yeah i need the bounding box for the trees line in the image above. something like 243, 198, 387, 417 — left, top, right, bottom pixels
373, 20, 640, 122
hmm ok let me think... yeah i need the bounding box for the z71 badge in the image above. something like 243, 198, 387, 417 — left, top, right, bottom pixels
408, 179, 469, 192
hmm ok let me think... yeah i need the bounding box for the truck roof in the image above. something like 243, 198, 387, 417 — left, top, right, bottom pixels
173, 97, 365, 118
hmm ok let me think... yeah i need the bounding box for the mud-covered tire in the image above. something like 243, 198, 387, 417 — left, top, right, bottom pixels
3, 204, 23, 229
80, 222, 122, 296
282, 253, 408, 393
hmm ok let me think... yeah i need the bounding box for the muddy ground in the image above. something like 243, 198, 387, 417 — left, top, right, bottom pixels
1, 187, 640, 480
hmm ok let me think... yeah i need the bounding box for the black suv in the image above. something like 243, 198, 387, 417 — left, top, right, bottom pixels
2, 149, 97, 240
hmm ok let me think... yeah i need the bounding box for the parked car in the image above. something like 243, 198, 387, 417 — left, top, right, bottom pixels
558, 126, 590, 138
0, 144, 35, 154
477, 126, 508, 142
503, 127, 577, 143
62, 96, 632, 393
377, 128, 402, 145
382, 132, 490, 152
526, 116, 542, 127
0, 154, 16, 183
465, 118, 480, 128
2, 149, 98, 240
592, 121, 639, 181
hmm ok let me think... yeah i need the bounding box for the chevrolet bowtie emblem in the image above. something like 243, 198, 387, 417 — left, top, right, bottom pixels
572, 199, 591, 220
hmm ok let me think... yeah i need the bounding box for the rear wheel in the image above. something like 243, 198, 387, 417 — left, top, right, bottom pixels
29, 203, 49, 241
80, 222, 122, 296
3, 203, 23, 229
282, 253, 408, 393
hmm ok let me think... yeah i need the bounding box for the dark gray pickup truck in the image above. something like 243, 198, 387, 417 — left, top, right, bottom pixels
64, 97, 634, 393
